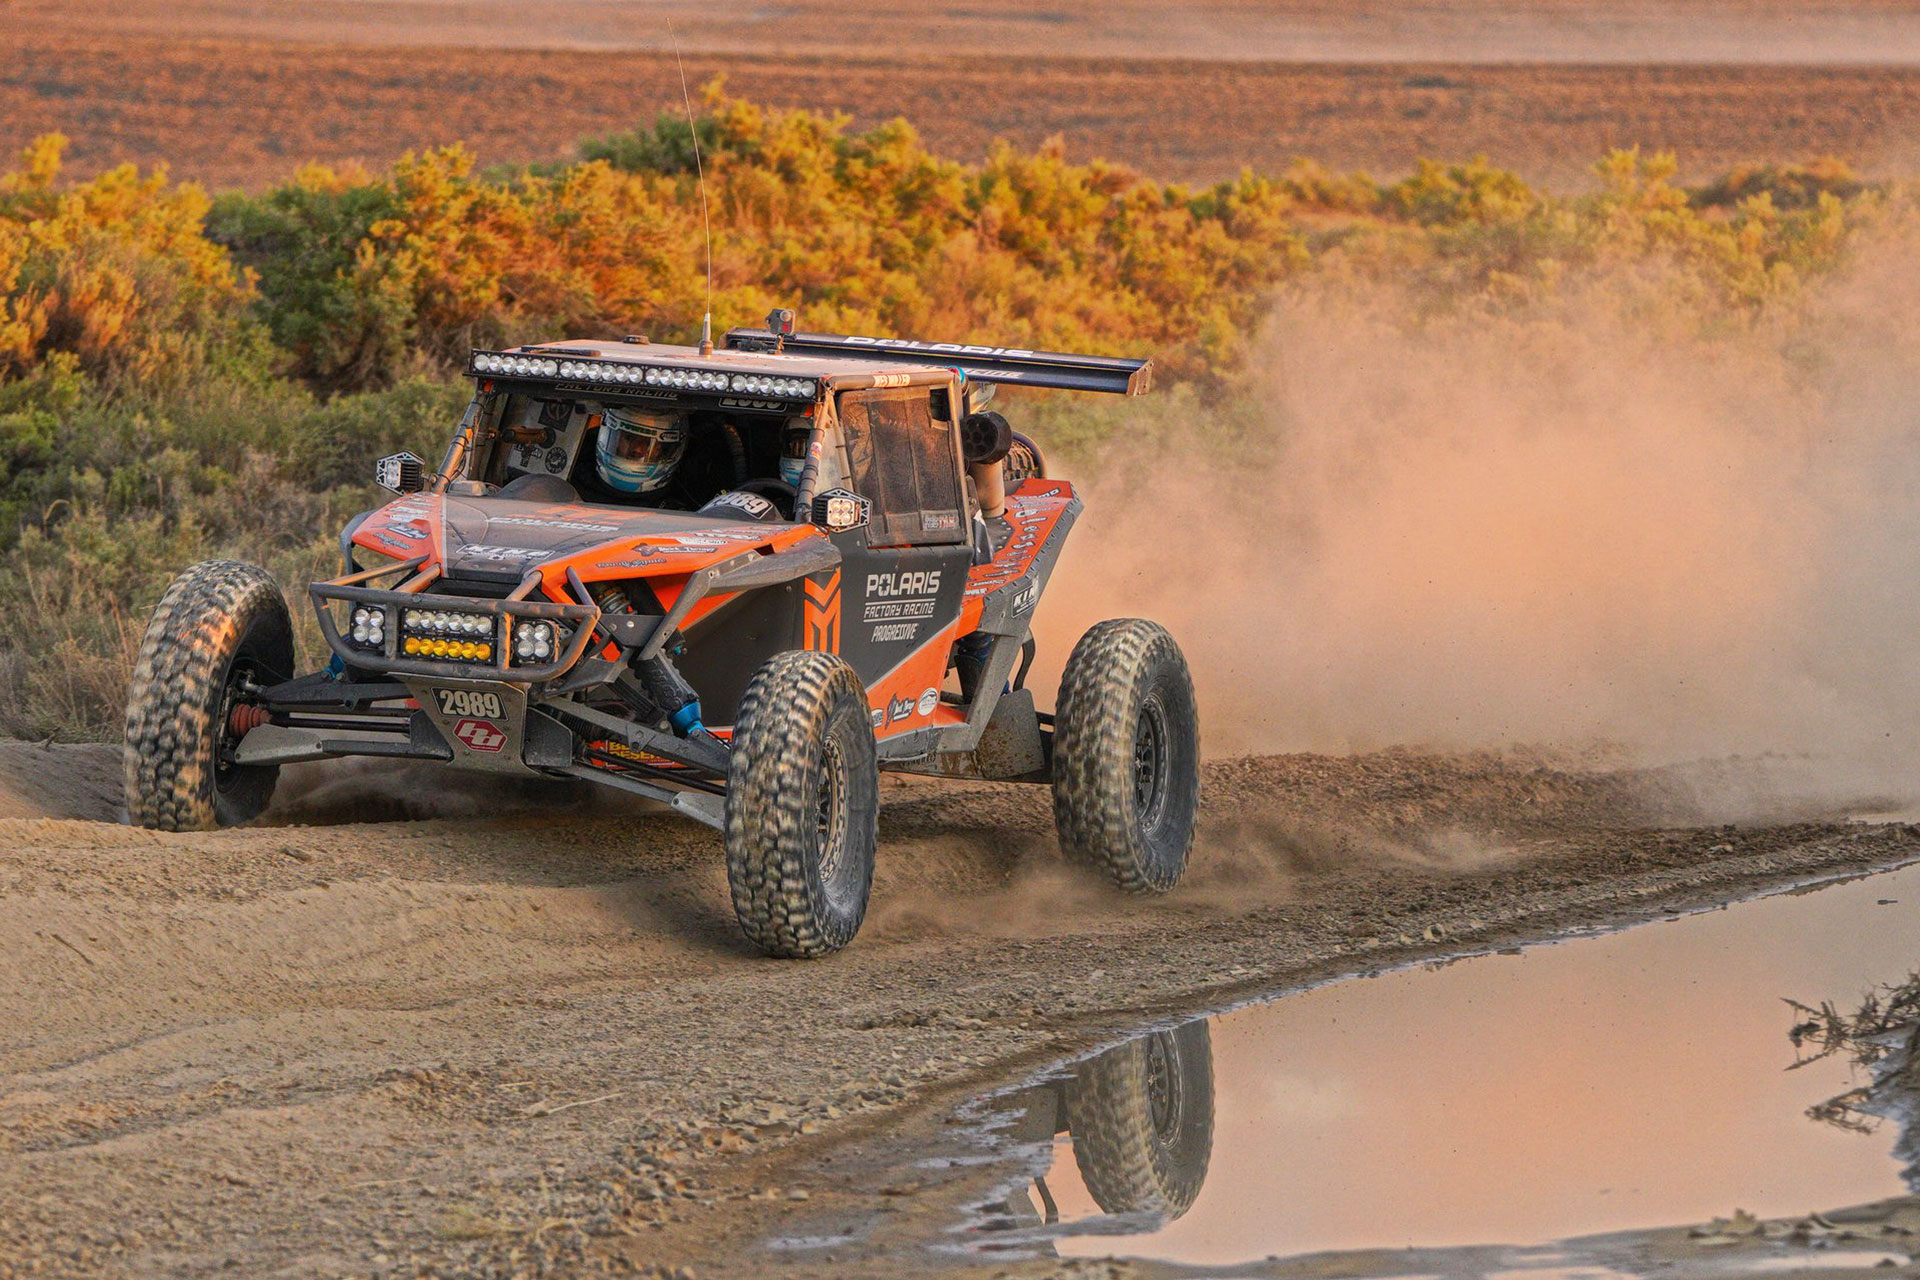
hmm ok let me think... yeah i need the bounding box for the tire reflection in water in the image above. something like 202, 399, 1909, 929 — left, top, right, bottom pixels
984, 1020, 1214, 1242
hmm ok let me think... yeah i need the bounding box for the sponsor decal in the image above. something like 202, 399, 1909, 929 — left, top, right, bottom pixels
709, 491, 775, 518
544, 449, 570, 475
804, 573, 842, 652
436, 689, 505, 718
594, 557, 669, 571
1010, 581, 1039, 613
870, 708, 886, 729
844, 337, 1038, 358
870, 622, 920, 643
917, 687, 939, 716
923, 510, 960, 531
870, 373, 912, 388
887, 695, 913, 724
555, 381, 680, 400
459, 545, 549, 564
651, 530, 766, 549
863, 598, 936, 623
866, 570, 942, 599
718, 397, 787, 411
487, 515, 620, 533
452, 718, 507, 753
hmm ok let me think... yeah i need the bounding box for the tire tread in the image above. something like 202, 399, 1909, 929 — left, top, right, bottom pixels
724, 650, 877, 957
123, 560, 292, 831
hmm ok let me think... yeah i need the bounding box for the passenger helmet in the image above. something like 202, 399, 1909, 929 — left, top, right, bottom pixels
595, 406, 687, 493
779, 419, 812, 487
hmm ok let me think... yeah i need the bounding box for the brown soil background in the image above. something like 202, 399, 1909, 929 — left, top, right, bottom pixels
9, 18, 1920, 192
3, 743, 1916, 1278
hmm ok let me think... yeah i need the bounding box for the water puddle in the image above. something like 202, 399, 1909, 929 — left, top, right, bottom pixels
954, 864, 1920, 1274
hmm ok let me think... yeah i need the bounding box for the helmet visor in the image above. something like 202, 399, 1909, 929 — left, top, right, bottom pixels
606, 422, 684, 466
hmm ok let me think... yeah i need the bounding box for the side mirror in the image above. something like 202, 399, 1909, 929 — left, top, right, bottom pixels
375, 452, 426, 494
959, 411, 1013, 465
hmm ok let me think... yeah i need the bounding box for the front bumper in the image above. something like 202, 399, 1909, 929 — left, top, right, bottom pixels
311, 581, 600, 683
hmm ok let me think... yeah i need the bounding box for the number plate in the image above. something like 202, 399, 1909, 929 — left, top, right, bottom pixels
434, 688, 505, 720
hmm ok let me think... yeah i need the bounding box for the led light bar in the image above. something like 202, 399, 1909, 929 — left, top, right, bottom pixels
401, 608, 497, 664
470, 351, 817, 400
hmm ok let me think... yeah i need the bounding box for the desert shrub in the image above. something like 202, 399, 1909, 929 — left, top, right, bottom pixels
1695, 157, 1865, 212
0, 135, 263, 391
0, 92, 1907, 740
215, 91, 1315, 389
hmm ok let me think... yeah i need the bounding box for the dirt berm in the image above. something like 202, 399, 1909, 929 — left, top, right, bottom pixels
1, 744, 1915, 1279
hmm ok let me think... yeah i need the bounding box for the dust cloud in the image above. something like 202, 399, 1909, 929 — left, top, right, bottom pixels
1037, 232, 1920, 795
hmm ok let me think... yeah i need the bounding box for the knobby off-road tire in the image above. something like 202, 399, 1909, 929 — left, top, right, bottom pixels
1051, 619, 1199, 892
1067, 1020, 1215, 1221
124, 560, 296, 831
724, 650, 880, 958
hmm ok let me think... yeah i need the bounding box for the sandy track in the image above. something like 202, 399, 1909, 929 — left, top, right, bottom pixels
2, 746, 1916, 1279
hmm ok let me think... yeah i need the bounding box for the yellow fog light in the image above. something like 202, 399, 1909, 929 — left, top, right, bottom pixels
477, 643, 493, 661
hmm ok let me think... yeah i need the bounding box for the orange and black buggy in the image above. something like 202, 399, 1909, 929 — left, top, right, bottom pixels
123, 315, 1200, 956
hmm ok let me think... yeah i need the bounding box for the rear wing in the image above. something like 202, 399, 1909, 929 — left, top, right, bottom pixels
723, 329, 1153, 396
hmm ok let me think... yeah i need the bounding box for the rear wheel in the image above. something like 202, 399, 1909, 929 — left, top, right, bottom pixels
124, 560, 296, 831
1051, 619, 1199, 892
724, 651, 879, 957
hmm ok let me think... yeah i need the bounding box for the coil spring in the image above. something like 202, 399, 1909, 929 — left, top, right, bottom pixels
590, 583, 633, 615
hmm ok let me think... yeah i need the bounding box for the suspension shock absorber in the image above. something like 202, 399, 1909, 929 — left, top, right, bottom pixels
592, 581, 707, 739
589, 583, 633, 617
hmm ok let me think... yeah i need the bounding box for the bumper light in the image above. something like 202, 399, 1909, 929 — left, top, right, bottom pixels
400, 608, 497, 664
348, 605, 388, 652
512, 621, 561, 665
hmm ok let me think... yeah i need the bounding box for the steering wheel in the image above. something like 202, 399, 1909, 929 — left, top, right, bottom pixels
732, 476, 798, 517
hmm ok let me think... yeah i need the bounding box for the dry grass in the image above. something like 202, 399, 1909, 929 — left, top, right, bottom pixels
9, 34, 1920, 192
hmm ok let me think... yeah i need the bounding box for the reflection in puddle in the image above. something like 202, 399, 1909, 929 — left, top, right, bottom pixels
960, 863, 1920, 1274
979, 1021, 1214, 1239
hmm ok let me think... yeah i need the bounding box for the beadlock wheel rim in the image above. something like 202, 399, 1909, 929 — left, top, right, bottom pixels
1145, 1032, 1184, 1145
816, 737, 852, 902
1134, 692, 1169, 832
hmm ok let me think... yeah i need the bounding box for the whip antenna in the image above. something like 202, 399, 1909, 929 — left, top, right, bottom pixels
667, 19, 715, 355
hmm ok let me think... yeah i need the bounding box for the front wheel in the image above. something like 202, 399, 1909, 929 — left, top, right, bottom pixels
124, 560, 296, 831
724, 651, 880, 957
1051, 619, 1199, 892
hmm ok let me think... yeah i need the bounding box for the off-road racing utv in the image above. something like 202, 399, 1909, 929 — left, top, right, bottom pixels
124, 314, 1200, 956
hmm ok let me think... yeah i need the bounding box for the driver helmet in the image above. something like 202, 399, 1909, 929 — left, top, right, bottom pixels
595, 405, 688, 494
779, 419, 813, 487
